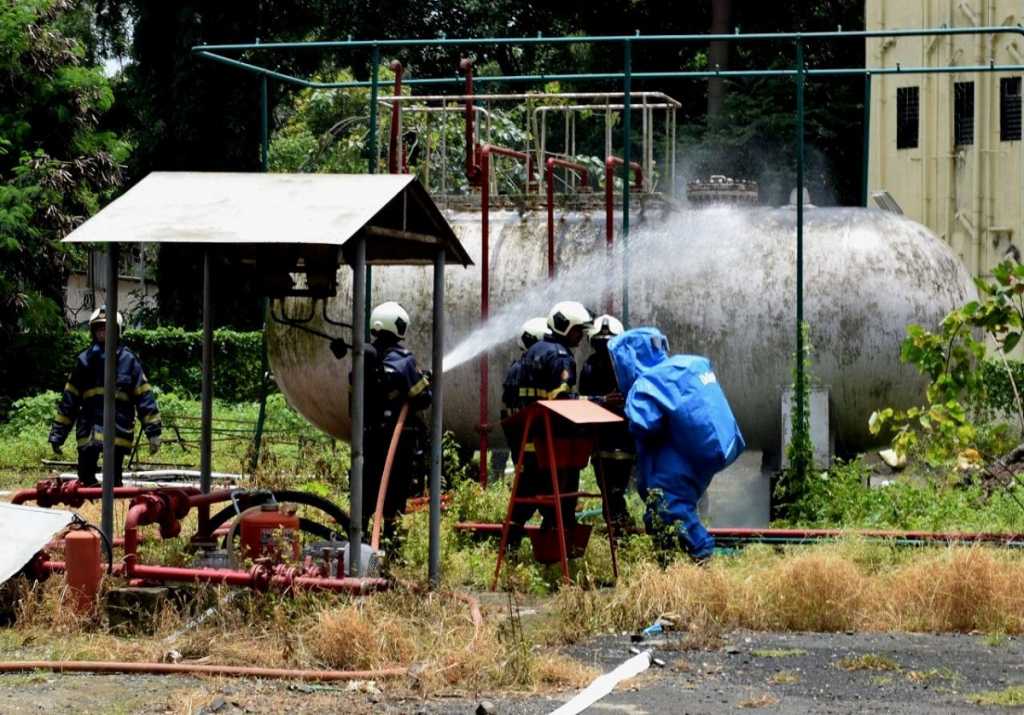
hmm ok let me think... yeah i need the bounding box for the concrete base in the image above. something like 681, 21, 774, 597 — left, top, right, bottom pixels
106, 586, 169, 633
704, 450, 771, 528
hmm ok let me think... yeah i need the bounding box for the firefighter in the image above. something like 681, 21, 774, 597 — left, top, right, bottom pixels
515, 301, 593, 529
48, 306, 162, 487
500, 317, 548, 544
579, 314, 635, 529
356, 301, 432, 541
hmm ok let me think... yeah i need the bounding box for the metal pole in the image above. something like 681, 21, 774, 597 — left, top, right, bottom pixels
251, 76, 270, 473
429, 248, 445, 588
200, 249, 213, 494
366, 46, 380, 332
861, 71, 871, 207
259, 75, 269, 169
794, 39, 807, 485
349, 235, 367, 576
621, 40, 632, 327
100, 242, 119, 542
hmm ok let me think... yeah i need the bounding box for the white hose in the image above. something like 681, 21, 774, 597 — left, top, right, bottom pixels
548, 649, 653, 715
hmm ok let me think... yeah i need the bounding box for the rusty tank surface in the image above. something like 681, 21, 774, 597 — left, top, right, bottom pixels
267, 205, 975, 454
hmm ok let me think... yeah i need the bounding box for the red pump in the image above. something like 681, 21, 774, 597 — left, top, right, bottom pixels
239, 504, 301, 562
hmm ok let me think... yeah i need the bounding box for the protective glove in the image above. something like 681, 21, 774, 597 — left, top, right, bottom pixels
50, 441, 63, 456
148, 436, 161, 455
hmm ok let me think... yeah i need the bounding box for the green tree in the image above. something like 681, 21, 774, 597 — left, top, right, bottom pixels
0, 0, 130, 409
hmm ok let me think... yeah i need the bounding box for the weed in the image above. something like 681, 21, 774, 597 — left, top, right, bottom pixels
835, 654, 900, 672
905, 668, 957, 684
967, 684, 1024, 706
752, 649, 808, 658
737, 692, 779, 708
872, 675, 894, 686
769, 670, 800, 685
983, 631, 1010, 647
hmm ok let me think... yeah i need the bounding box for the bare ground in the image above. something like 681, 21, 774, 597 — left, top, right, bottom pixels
2, 629, 1022, 714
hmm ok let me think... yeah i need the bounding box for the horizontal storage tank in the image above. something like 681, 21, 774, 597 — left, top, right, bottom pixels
267, 205, 975, 454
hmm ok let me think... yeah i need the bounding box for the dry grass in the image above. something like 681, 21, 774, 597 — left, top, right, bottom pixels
737, 692, 779, 708
967, 684, 1024, 706
554, 542, 1024, 641
769, 670, 800, 685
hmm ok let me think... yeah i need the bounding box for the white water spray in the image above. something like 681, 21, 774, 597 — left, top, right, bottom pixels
441, 206, 750, 372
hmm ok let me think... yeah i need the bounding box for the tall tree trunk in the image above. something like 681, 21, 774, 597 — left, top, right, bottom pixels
707, 0, 732, 121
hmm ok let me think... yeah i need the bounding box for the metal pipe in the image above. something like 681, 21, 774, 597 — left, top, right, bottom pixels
388, 60, 404, 174
380, 91, 683, 106
200, 248, 213, 495
460, 58, 479, 186
604, 155, 643, 315
130, 564, 388, 593
453, 522, 1024, 545
193, 26, 1024, 52
194, 46, 1024, 90
546, 158, 590, 279
0, 661, 406, 682
429, 246, 445, 588
11, 483, 194, 507
621, 40, 632, 328
251, 76, 270, 472
794, 39, 806, 486
101, 242, 118, 542
366, 47, 380, 333
350, 235, 367, 575
476, 144, 531, 486
861, 72, 871, 207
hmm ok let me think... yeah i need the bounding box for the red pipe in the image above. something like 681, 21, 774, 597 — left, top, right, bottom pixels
604, 156, 644, 314
0, 660, 406, 681
545, 158, 590, 279
454, 521, 1024, 545
388, 60, 405, 174
11, 481, 167, 508
460, 58, 480, 187
129, 564, 388, 593
478, 144, 531, 486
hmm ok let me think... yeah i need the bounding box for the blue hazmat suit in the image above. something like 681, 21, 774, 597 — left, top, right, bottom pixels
608, 328, 745, 559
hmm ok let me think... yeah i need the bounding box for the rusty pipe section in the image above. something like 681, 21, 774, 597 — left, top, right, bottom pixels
0, 660, 406, 681
460, 58, 481, 187
478, 143, 532, 486
604, 156, 644, 313
388, 60, 405, 174
545, 157, 590, 279
11, 480, 196, 508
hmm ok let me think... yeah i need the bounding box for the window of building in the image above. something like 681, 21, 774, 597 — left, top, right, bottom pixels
1001, 77, 1022, 141
897, 86, 919, 149
954, 81, 974, 146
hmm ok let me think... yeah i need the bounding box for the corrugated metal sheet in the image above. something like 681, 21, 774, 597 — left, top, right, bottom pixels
0, 503, 73, 586
62, 172, 472, 266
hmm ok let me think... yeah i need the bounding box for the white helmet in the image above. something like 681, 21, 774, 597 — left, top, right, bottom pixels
518, 317, 549, 351
89, 306, 124, 329
370, 301, 410, 339
588, 314, 624, 343
547, 301, 593, 337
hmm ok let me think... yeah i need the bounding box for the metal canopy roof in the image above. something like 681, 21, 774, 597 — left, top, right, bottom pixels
62, 171, 472, 267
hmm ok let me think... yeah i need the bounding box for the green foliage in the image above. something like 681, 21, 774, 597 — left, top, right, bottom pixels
5, 328, 268, 412
0, 0, 128, 352
777, 322, 814, 508
777, 458, 1024, 533
871, 260, 1024, 464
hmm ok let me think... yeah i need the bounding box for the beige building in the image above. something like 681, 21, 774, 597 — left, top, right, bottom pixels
866, 0, 1024, 276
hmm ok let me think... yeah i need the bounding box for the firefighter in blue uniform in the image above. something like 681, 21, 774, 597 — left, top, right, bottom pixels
356, 301, 432, 540
500, 317, 549, 543
579, 314, 634, 529
48, 306, 162, 487
515, 301, 593, 530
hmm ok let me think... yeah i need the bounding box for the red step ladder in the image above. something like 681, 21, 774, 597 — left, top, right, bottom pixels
492, 399, 623, 589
